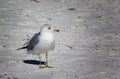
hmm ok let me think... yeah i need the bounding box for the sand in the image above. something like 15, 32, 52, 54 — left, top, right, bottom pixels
0, 0, 120, 79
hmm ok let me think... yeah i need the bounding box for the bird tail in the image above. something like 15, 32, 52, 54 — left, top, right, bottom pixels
17, 46, 28, 50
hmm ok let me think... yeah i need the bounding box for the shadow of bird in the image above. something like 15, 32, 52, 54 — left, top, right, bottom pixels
23, 60, 46, 65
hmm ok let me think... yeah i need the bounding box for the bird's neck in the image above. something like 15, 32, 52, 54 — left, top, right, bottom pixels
41, 32, 54, 38
40, 32, 54, 43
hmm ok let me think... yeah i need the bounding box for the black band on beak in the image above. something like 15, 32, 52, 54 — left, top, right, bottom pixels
56, 29, 59, 32
53, 29, 60, 32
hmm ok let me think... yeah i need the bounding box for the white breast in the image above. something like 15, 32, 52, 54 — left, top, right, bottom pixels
32, 32, 55, 55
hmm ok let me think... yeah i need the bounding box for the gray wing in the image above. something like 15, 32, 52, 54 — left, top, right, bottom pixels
27, 32, 40, 51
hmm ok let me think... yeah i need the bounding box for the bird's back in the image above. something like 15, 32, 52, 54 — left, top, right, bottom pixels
17, 32, 40, 51
27, 32, 40, 51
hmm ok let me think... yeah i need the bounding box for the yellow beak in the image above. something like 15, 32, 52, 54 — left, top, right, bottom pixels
53, 28, 59, 32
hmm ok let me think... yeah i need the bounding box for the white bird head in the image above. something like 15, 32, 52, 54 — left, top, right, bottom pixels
40, 24, 59, 33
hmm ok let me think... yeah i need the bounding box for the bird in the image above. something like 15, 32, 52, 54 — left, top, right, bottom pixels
17, 24, 59, 68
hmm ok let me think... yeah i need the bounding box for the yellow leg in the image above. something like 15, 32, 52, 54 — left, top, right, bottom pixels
39, 53, 53, 68
39, 54, 46, 68
45, 53, 53, 68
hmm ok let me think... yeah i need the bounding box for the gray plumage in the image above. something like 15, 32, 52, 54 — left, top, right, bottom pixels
17, 32, 40, 51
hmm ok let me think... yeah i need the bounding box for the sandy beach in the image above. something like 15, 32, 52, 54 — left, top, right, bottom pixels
0, 0, 120, 79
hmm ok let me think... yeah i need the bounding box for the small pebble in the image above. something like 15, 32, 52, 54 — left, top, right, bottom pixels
7, 77, 11, 79
3, 45, 6, 47
68, 8, 76, 10
31, 0, 39, 3
66, 45, 73, 49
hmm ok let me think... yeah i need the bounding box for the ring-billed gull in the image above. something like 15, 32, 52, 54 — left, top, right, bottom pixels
17, 24, 59, 68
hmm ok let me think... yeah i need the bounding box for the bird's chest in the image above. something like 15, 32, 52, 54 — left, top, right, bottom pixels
40, 33, 54, 44
37, 33, 55, 48
32, 32, 55, 54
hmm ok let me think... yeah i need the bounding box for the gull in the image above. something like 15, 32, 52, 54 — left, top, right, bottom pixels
17, 24, 59, 68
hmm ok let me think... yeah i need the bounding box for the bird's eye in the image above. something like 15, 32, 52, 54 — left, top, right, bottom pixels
48, 27, 51, 30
